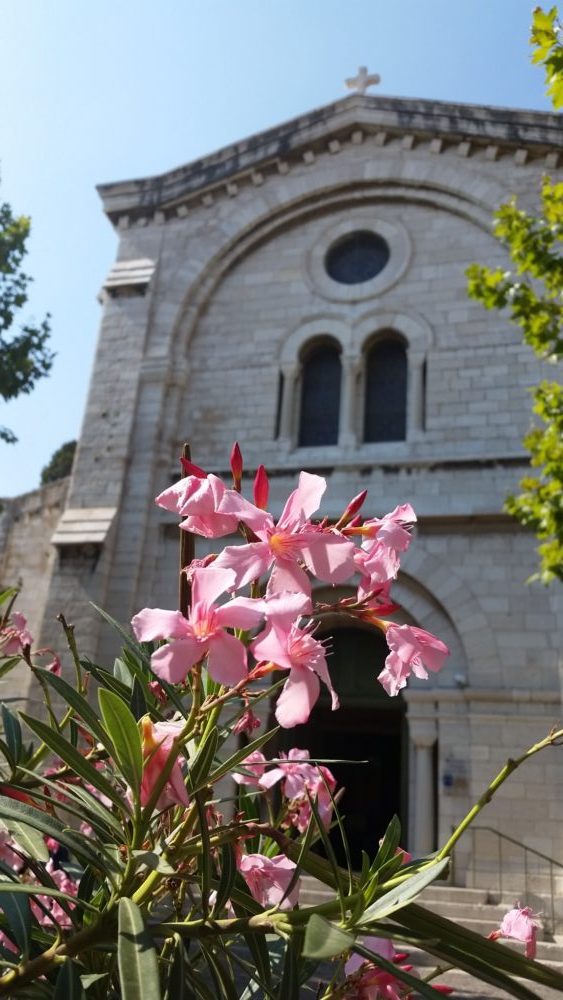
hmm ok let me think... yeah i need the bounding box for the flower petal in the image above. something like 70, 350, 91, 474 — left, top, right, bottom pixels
132, 608, 188, 642
151, 638, 204, 684
191, 567, 236, 609
214, 541, 272, 588
207, 631, 247, 686
278, 471, 326, 527
275, 667, 320, 728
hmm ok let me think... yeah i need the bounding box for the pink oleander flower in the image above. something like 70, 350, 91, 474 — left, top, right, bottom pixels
215, 471, 357, 594
155, 464, 239, 538
232, 750, 269, 788
139, 717, 189, 811
251, 609, 339, 728
488, 902, 541, 959
377, 624, 449, 697
131, 567, 264, 686
361, 503, 417, 552
260, 748, 337, 832
0, 612, 32, 656
355, 540, 401, 596
238, 852, 300, 909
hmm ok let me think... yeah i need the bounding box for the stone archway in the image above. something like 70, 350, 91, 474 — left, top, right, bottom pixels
279, 625, 407, 868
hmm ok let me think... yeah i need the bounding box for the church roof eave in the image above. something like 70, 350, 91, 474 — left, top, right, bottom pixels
96, 93, 562, 224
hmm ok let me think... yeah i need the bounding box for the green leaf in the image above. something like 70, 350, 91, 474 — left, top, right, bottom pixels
201, 943, 238, 1000
54, 959, 86, 999
302, 913, 354, 959
0, 797, 120, 874
0, 880, 97, 913
362, 857, 449, 922
35, 669, 113, 752
276, 938, 299, 1000
188, 727, 218, 792
370, 814, 401, 873
114, 657, 133, 688
212, 842, 236, 916
1, 704, 21, 764
92, 605, 152, 669
164, 934, 193, 1000
130, 676, 147, 722
207, 727, 278, 787
98, 688, 143, 797
242, 929, 273, 992
393, 901, 563, 996
131, 850, 175, 875
6, 820, 49, 862
20, 713, 126, 813
81, 973, 109, 992
117, 898, 162, 1000
0, 890, 30, 958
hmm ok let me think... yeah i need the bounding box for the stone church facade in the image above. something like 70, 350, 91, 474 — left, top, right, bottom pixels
7, 93, 563, 891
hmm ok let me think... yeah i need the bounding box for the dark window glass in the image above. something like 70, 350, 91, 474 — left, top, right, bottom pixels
364, 339, 407, 442
298, 345, 341, 446
325, 231, 389, 285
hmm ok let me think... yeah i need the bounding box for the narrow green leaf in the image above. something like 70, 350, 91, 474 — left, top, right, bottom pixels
0, 797, 120, 874
212, 843, 236, 916
242, 930, 273, 992
370, 814, 401, 874
394, 901, 563, 993
208, 727, 278, 787
276, 938, 299, 1000
118, 898, 162, 1000
0, 880, 97, 912
98, 688, 143, 796
20, 713, 126, 813
188, 727, 218, 791
302, 914, 354, 959
1, 704, 21, 764
35, 669, 113, 752
0, 890, 30, 958
164, 934, 193, 1000
0, 736, 15, 771
130, 676, 147, 722
362, 857, 450, 922
81, 660, 135, 700
132, 850, 175, 875
6, 820, 49, 862
81, 973, 109, 992
201, 943, 238, 1000
114, 657, 133, 688
53, 959, 86, 999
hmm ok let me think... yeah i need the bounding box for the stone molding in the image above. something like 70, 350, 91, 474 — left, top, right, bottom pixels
97, 94, 562, 223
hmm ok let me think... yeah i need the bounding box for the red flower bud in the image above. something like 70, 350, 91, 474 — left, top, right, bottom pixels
180, 457, 207, 478
253, 464, 269, 510
230, 442, 243, 490
335, 489, 367, 529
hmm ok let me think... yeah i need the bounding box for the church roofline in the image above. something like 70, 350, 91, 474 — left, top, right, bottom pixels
97, 93, 562, 222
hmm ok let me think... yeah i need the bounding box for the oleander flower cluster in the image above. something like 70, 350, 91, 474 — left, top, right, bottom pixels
133, 447, 450, 730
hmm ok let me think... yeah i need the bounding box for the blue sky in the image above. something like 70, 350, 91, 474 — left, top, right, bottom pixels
0, 0, 554, 496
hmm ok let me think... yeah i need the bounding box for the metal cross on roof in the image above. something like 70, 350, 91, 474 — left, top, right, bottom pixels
345, 66, 381, 95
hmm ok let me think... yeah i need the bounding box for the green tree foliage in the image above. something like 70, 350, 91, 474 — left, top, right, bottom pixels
467, 7, 563, 583
0, 197, 53, 444
40, 439, 76, 485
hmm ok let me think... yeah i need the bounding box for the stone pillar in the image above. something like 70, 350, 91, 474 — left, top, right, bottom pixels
338, 354, 360, 448
407, 351, 425, 438
278, 364, 299, 448
408, 713, 437, 855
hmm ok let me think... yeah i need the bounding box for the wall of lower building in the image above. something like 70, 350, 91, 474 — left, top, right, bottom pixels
0, 478, 70, 703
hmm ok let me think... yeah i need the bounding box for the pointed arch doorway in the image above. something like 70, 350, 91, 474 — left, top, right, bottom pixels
279, 625, 408, 868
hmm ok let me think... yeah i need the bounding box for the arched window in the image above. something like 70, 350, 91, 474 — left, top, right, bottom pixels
364, 336, 407, 442
298, 342, 341, 447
